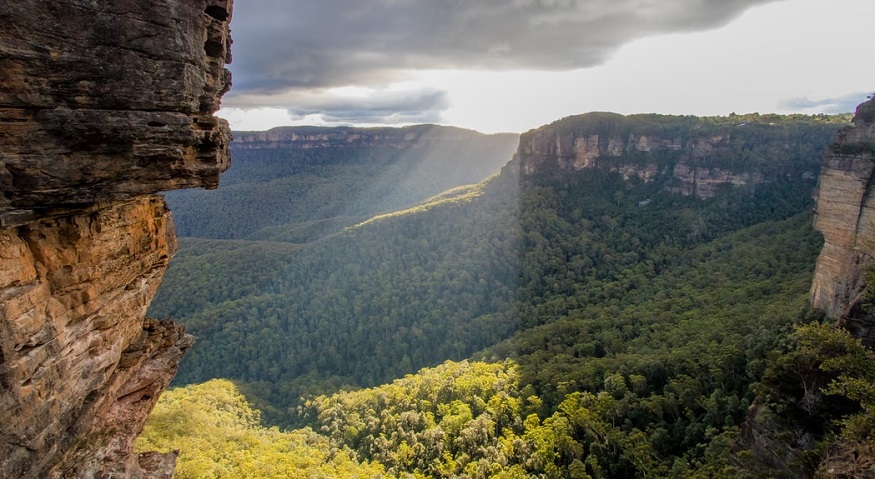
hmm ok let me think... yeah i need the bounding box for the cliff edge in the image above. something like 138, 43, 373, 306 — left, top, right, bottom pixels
517, 112, 841, 198
810, 97, 875, 324
0, 1, 232, 478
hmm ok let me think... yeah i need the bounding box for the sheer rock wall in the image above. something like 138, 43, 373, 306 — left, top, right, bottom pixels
0, 1, 233, 477
810, 97, 875, 324
517, 113, 824, 199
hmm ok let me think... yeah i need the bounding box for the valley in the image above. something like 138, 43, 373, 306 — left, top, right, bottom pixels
139, 111, 875, 477
4, 2, 871, 477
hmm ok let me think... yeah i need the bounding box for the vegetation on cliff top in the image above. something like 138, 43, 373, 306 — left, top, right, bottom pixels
523, 112, 847, 176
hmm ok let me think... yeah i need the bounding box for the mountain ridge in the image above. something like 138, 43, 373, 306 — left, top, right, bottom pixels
232, 124, 519, 149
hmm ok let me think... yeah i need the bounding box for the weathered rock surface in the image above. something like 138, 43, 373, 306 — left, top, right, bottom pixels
810, 97, 875, 319
518, 112, 833, 198
0, 0, 233, 227
0, 198, 191, 478
0, 0, 233, 477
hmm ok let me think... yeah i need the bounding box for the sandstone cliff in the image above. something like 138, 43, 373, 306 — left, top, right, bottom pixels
517, 112, 839, 198
810, 97, 875, 329
0, 0, 233, 228
0, 1, 233, 477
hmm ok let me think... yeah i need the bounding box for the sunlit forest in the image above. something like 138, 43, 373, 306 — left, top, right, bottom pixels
141, 113, 874, 477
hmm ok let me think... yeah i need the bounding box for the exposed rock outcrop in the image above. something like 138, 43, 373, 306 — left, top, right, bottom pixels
0, 0, 233, 227
0, 1, 233, 477
810, 98, 875, 317
810, 96, 875, 339
517, 112, 837, 198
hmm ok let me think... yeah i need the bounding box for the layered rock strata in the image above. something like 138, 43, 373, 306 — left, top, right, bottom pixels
0, 1, 233, 477
0, 0, 233, 227
810, 97, 875, 324
517, 112, 830, 198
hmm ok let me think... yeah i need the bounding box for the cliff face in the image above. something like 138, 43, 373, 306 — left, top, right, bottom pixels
810, 97, 875, 324
0, 0, 233, 227
517, 112, 834, 198
0, 1, 232, 478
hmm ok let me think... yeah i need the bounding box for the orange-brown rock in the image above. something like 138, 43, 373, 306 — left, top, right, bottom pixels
0, 0, 233, 477
1, 198, 191, 478
810, 97, 875, 318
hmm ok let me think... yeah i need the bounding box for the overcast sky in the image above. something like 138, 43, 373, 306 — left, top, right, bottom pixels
220, 0, 875, 133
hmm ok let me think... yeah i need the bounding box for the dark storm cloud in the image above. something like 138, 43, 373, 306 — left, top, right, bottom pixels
287, 88, 450, 124
779, 92, 873, 114
224, 0, 779, 122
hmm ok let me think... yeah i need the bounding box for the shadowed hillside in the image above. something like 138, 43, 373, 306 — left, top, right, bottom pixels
164, 124, 519, 240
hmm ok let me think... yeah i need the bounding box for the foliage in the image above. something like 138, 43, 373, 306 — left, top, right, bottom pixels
484, 213, 823, 477
135, 379, 386, 478
795, 323, 875, 443
305, 360, 527, 477
743, 321, 875, 477
154, 173, 521, 425
151, 201, 827, 474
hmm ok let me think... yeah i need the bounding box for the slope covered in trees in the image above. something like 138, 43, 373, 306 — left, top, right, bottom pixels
140, 113, 875, 476
140, 319, 875, 478
135, 379, 386, 478
164, 124, 519, 240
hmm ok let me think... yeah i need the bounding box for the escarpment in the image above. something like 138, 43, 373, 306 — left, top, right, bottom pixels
0, 1, 233, 478
517, 112, 840, 198
810, 96, 875, 337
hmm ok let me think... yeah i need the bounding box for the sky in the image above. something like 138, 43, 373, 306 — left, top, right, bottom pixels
220, 0, 875, 134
